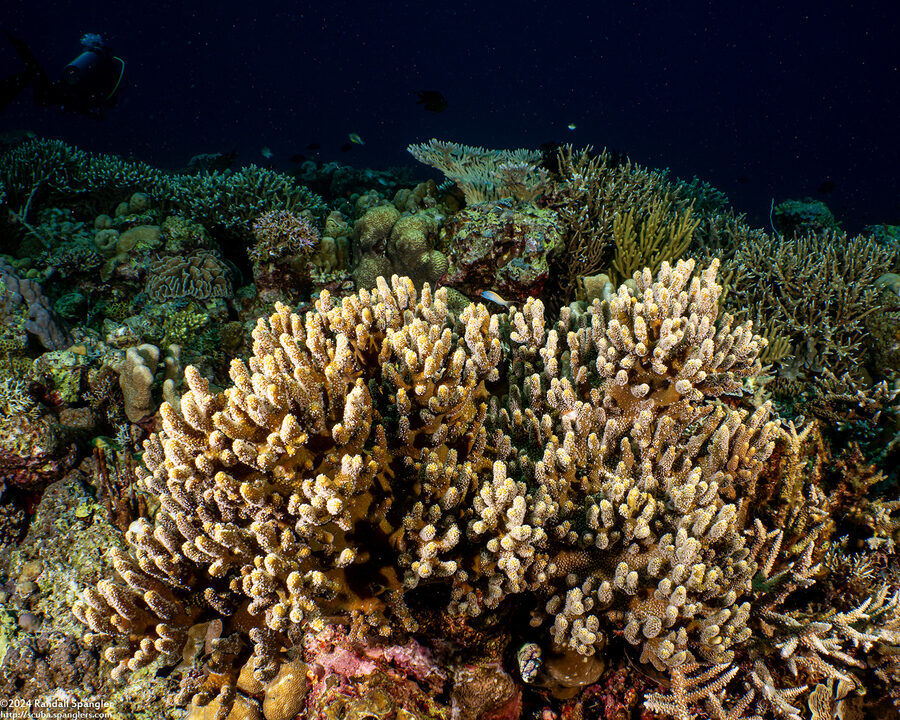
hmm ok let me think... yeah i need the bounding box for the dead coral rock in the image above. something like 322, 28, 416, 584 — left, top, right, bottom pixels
0, 258, 70, 350
451, 663, 522, 720
537, 646, 605, 700
440, 200, 563, 304
0, 415, 76, 488
116, 224, 161, 253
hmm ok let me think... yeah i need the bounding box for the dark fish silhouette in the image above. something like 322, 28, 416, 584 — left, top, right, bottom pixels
290, 154, 306, 163
307, 142, 321, 150
817, 179, 835, 194
340, 142, 353, 152
415, 90, 447, 113
737, 176, 751, 185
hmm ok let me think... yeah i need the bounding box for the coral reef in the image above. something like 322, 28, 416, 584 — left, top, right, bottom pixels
1, 134, 900, 720
66, 259, 900, 718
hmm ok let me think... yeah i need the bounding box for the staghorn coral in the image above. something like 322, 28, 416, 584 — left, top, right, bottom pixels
71, 260, 900, 718
609, 191, 699, 285
546, 145, 691, 299
166, 165, 326, 238
0, 138, 164, 222
726, 229, 899, 410
249, 210, 320, 262
249, 210, 321, 301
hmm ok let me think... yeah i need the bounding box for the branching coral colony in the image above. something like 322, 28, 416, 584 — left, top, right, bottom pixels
73, 260, 900, 718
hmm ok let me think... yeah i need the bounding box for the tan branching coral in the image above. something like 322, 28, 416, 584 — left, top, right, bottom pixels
496, 259, 776, 673
74, 276, 504, 712
73, 259, 900, 718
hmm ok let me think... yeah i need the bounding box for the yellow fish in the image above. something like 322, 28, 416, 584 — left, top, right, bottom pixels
481, 290, 511, 308
567, 123, 577, 131
348, 133, 365, 145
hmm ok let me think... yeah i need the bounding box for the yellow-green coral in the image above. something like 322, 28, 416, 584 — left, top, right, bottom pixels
160, 307, 209, 349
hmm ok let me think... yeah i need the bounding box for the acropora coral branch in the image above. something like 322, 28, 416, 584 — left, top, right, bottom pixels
73, 261, 900, 717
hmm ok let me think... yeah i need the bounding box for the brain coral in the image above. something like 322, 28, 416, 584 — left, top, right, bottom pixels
77, 261, 887, 717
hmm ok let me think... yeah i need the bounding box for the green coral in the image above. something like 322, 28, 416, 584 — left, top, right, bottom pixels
0, 138, 164, 219
160, 215, 209, 253
773, 197, 839, 236
167, 165, 326, 238
159, 306, 209, 349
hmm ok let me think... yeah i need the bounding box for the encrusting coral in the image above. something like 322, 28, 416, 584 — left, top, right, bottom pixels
72, 261, 900, 718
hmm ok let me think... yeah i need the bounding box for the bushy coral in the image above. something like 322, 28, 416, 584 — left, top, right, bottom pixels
167, 165, 326, 238
72, 262, 900, 719
249, 210, 320, 262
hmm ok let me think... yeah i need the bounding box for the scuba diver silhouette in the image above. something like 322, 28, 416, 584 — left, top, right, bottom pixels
0, 31, 125, 118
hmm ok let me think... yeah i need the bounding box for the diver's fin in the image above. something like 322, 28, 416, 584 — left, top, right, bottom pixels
4, 30, 44, 77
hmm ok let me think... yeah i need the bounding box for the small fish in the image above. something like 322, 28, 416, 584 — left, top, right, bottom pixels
290, 154, 306, 163
567, 123, 577, 130
481, 290, 511, 308
817, 179, 835, 194
307, 142, 322, 150
260, 146, 273, 159
348, 133, 364, 145
517, 643, 542, 683
415, 89, 448, 113
340, 142, 353, 152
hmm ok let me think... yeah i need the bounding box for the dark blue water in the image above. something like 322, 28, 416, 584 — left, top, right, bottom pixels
2, 0, 898, 232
